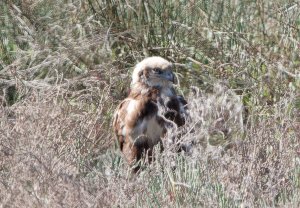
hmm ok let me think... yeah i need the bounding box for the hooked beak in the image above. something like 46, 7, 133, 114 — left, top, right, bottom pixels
165, 71, 175, 83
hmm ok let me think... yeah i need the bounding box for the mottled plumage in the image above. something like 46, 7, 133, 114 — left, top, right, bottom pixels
113, 57, 187, 171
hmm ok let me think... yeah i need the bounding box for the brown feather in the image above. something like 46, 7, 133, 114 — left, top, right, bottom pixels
113, 83, 186, 169
113, 57, 187, 172
113, 83, 162, 168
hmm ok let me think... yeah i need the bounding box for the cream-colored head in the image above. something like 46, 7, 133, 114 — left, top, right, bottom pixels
131, 56, 174, 88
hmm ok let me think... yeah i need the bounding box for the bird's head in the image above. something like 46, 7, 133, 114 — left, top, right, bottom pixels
131, 56, 175, 88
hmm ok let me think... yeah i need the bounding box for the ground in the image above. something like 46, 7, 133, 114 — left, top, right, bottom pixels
0, 1, 299, 207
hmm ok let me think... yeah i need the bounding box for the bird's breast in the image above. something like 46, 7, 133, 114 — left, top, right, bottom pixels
131, 115, 164, 146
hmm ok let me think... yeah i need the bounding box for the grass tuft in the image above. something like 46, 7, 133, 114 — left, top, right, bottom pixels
0, 0, 299, 207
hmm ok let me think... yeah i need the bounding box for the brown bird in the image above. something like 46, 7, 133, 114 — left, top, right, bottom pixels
113, 57, 187, 171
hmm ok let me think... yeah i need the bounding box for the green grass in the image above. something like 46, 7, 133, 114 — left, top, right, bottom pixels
0, 0, 299, 207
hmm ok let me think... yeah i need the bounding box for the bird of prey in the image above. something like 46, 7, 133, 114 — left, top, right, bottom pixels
113, 56, 187, 171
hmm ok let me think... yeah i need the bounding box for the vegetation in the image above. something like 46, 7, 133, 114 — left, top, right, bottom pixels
1, 0, 299, 207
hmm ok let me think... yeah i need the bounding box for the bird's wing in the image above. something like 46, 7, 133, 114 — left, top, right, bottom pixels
113, 98, 138, 150
162, 94, 188, 127
177, 95, 188, 118
113, 88, 161, 163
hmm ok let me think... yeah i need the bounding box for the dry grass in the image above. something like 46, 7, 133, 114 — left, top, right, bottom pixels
1, 0, 300, 207
1, 83, 298, 207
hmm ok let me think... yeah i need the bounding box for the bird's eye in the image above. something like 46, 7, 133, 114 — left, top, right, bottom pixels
153, 68, 163, 74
